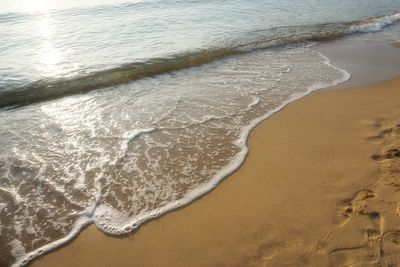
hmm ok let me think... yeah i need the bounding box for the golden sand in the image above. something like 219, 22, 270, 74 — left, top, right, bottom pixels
32, 78, 400, 266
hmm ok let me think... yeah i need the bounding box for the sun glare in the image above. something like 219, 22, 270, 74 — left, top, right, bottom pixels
24, 0, 48, 13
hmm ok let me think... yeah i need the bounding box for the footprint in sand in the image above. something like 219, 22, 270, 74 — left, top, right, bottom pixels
329, 245, 380, 266
372, 148, 400, 161
380, 231, 400, 265
338, 189, 377, 226
329, 205, 383, 266
328, 121, 400, 266
367, 123, 400, 145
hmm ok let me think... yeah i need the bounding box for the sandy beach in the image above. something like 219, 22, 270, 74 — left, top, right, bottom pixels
30, 69, 400, 266
2, 2, 400, 267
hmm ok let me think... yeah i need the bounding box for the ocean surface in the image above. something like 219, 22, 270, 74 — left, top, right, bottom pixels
0, 0, 400, 265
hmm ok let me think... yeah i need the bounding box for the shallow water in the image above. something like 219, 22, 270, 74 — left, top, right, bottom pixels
0, 0, 399, 106
0, 0, 400, 266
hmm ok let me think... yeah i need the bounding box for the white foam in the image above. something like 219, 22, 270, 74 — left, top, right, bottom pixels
25, 225, 35, 235
119, 128, 155, 159
349, 13, 400, 34
9, 43, 352, 267
10, 239, 26, 261
0, 202, 6, 212
12, 210, 94, 267
86, 51, 350, 241
85, 49, 350, 242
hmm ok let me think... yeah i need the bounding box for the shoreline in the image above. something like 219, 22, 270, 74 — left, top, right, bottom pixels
31, 73, 400, 266
2, 5, 400, 267
12, 37, 355, 267
14, 46, 351, 267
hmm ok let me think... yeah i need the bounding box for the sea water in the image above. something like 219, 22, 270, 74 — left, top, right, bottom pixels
0, 0, 400, 266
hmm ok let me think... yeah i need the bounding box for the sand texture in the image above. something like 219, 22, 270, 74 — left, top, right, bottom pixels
31, 77, 400, 267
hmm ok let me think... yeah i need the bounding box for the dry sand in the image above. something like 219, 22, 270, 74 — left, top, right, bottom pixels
31, 77, 400, 266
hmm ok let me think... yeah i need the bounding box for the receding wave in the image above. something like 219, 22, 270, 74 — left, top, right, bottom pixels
1, 12, 399, 109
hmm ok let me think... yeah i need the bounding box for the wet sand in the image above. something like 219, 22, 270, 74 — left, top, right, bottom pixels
30, 71, 400, 266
